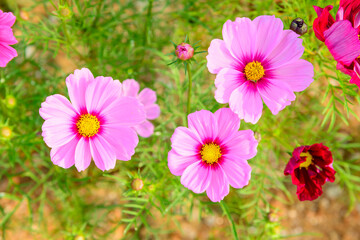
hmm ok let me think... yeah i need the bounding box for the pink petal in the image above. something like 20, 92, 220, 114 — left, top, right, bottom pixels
122, 79, 140, 97
253, 15, 284, 59
74, 137, 92, 172
271, 59, 314, 92
42, 118, 76, 148
85, 76, 122, 113
0, 43, 17, 67
267, 30, 304, 69
134, 120, 154, 138
100, 125, 138, 160
89, 135, 116, 171
50, 137, 78, 169
206, 39, 238, 74
180, 161, 212, 194
224, 129, 258, 160
0, 26, 17, 45
214, 68, 246, 104
39, 94, 77, 121
168, 149, 199, 176
229, 82, 263, 124
324, 20, 360, 66
257, 79, 296, 115
0, 11, 16, 27
351, 61, 360, 88
66, 68, 94, 113
354, 12, 360, 28
188, 110, 218, 142
336, 7, 344, 21
220, 157, 251, 189
206, 164, 229, 202
103, 96, 146, 127
170, 126, 200, 156
223, 18, 256, 62
145, 103, 160, 120
214, 108, 240, 143
138, 88, 157, 105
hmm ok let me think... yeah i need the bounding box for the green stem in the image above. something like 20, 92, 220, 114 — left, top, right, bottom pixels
143, 0, 154, 46
219, 201, 239, 240
186, 63, 192, 123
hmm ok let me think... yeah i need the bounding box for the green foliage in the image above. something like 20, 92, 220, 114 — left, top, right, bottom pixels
0, 0, 360, 239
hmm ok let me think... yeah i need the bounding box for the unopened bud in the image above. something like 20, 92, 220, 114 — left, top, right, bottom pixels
254, 132, 261, 142
268, 212, 279, 222
131, 178, 144, 191
59, 5, 72, 19
1, 126, 12, 138
290, 18, 308, 36
175, 43, 194, 61
5, 96, 16, 109
74, 235, 85, 240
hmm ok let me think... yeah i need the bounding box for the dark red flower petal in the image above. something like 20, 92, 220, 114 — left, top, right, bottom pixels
313, 5, 336, 42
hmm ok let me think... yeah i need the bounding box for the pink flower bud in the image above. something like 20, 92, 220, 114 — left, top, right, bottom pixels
131, 178, 144, 191
175, 43, 194, 61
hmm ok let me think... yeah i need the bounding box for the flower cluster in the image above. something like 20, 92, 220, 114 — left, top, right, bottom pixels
313, 0, 360, 88
39, 68, 160, 171
6, 8, 339, 203
167, 15, 335, 203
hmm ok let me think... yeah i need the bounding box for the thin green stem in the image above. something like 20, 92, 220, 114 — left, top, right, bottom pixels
219, 201, 239, 240
186, 63, 192, 124
143, 0, 154, 46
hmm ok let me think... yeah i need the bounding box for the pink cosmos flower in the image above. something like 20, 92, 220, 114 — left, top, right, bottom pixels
39, 68, 146, 171
207, 15, 314, 124
168, 108, 258, 202
121, 79, 160, 138
0, 10, 18, 67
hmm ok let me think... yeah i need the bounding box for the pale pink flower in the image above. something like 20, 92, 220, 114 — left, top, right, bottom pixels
121, 79, 160, 138
39, 68, 146, 171
168, 108, 258, 202
0, 10, 18, 67
207, 15, 314, 124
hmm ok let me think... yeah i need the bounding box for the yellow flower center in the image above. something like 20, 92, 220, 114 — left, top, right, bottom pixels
244, 61, 265, 82
76, 114, 100, 137
200, 143, 222, 164
299, 152, 313, 169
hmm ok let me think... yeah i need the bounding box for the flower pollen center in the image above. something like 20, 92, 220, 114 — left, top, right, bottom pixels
76, 114, 100, 137
299, 152, 313, 169
200, 143, 221, 164
244, 61, 265, 82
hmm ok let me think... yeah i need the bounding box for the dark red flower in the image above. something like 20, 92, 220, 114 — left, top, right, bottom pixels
284, 143, 336, 201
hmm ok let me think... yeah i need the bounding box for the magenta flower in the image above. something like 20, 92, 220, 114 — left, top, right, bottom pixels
121, 79, 160, 138
313, 2, 360, 88
175, 43, 194, 61
39, 68, 146, 171
168, 108, 258, 202
207, 16, 314, 124
0, 10, 18, 67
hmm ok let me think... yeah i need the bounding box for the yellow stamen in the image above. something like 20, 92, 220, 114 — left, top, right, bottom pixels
200, 143, 222, 164
76, 114, 100, 137
244, 61, 265, 82
299, 152, 313, 169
